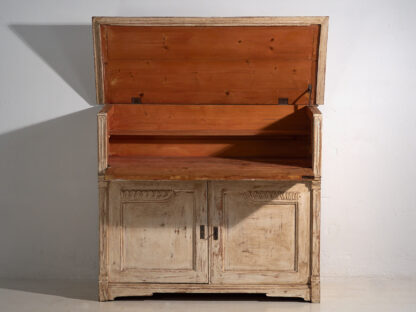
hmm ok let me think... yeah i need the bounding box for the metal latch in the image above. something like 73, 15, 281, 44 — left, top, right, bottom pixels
213, 226, 219, 240
200, 225, 205, 239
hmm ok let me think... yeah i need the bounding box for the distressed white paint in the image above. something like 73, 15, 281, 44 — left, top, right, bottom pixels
0, 0, 416, 279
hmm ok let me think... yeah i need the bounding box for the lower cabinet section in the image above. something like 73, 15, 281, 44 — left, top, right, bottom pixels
99, 180, 319, 302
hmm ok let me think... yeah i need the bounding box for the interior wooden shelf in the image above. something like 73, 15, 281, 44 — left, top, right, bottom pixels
105, 156, 313, 181
108, 129, 309, 137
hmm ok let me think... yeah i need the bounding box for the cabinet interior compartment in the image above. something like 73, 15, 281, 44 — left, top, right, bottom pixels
100, 103, 318, 180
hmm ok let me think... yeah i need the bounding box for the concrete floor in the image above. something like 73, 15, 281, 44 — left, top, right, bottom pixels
0, 278, 415, 312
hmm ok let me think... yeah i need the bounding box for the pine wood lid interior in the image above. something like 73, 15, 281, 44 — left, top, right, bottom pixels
93, 17, 328, 105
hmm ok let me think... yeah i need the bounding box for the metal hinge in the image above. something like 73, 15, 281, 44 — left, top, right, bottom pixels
131, 97, 142, 104
278, 97, 289, 105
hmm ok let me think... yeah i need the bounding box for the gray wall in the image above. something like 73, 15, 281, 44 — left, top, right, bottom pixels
0, 0, 415, 279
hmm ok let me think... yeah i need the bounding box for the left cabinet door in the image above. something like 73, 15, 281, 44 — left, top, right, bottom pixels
107, 181, 208, 283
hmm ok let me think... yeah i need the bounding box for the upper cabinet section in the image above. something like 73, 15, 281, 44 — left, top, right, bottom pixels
93, 17, 328, 105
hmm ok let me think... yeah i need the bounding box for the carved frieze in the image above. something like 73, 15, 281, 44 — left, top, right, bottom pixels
243, 191, 300, 201
121, 190, 174, 202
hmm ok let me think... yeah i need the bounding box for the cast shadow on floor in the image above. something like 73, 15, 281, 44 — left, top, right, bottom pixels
117, 293, 306, 302
0, 279, 98, 301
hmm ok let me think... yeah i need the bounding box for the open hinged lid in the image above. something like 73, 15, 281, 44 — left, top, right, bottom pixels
93, 17, 328, 105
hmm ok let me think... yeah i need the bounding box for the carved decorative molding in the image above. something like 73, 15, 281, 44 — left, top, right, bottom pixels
244, 191, 300, 201
121, 190, 174, 202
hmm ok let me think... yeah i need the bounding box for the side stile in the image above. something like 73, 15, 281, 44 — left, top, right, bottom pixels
310, 179, 321, 302
98, 176, 110, 301
98, 106, 112, 174
313, 112, 322, 177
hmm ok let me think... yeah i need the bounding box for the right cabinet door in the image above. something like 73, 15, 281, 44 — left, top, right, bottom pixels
209, 181, 310, 284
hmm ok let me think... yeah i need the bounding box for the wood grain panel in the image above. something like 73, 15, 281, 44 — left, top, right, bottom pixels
108, 137, 310, 158
107, 104, 312, 159
105, 26, 317, 60
109, 104, 310, 132
106, 59, 315, 104
99, 25, 319, 104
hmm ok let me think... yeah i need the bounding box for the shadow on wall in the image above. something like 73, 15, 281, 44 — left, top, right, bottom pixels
0, 108, 100, 286
9, 24, 96, 105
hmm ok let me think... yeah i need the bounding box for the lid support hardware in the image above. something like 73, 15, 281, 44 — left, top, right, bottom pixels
307, 84, 312, 106
280, 84, 313, 106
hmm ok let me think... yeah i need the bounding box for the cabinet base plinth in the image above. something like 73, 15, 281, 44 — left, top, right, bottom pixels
310, 277, 320, 303
102, 283, 312, 302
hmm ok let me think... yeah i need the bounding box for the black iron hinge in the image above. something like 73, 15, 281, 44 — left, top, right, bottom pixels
131, 97, 142, 104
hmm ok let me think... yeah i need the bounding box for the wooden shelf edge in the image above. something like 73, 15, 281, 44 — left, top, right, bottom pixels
108, 129, 310, 137
104, 157, 314, 181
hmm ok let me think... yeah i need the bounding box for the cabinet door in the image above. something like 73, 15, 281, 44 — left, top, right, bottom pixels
108, 181, 208, 283
209, 181, 310, 284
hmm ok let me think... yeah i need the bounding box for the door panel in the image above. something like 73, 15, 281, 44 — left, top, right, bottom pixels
209, 181, 310, 284
108, 181, 208, 283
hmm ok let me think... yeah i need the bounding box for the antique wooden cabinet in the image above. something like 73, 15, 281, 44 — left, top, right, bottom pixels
93, 16, 328, 302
